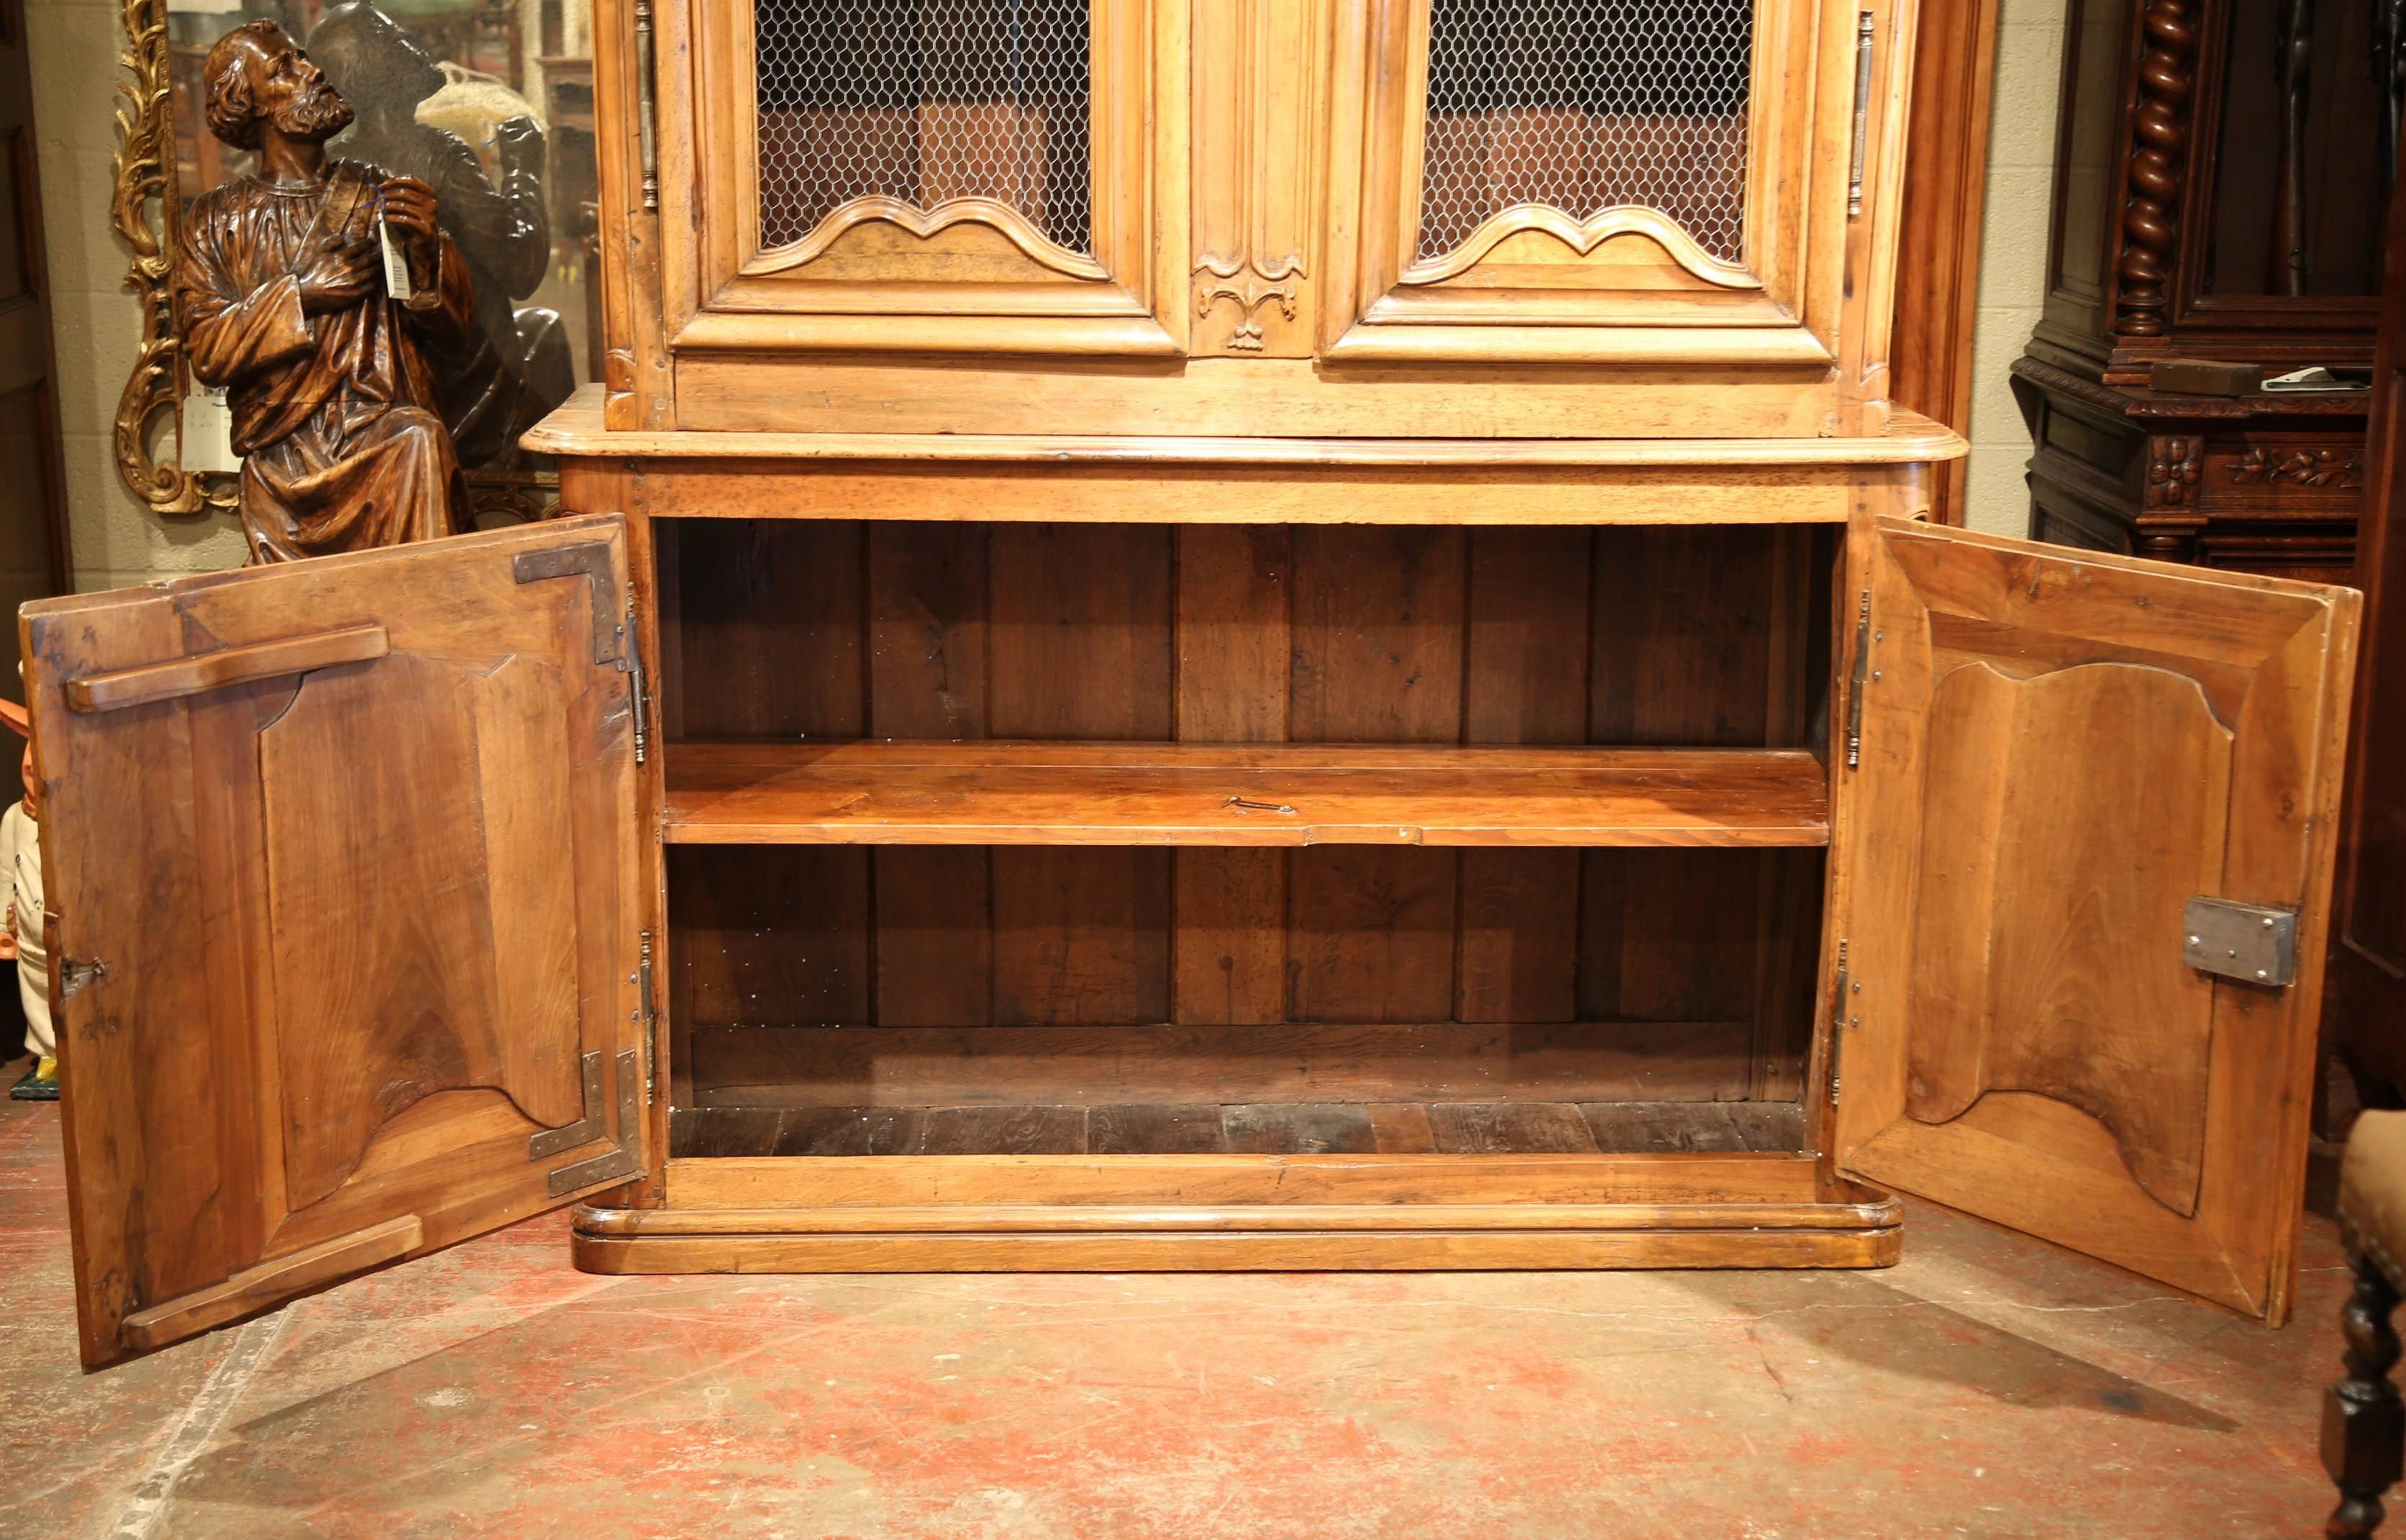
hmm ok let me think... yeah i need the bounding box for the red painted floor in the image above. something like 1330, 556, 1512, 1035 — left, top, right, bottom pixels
0, 1090, 2353, 1539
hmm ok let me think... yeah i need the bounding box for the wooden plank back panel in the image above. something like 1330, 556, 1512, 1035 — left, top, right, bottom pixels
872, 847, 993, 1025
660, 520, 1816, 755
866, 523, 989, 740
1465, 529, 1593, 745
1456, 849, 1580, 1024
1579, 848, 1785, 1023
669, 846, 870, 1026
988, 524, 1175, 740
1286, 847, 1459, 1023
667, 520, 865, 739
991, 848, 1173, 1024
1590, 527, 1807, 746
1174, 527, 1290, 742
679, 842, 1821, 1095
1172, 847, 1286, 1025
1288, 527, 1467, 742
985, 527, 1175, 1013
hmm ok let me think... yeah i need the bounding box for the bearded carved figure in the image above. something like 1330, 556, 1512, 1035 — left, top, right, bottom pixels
177, 19, 475, 562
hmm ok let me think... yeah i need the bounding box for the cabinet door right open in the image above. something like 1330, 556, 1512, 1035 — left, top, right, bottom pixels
1831, 517, 2360, 1324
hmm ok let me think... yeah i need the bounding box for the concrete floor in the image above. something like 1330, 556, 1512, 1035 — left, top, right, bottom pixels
0, 1089, 2356, 1539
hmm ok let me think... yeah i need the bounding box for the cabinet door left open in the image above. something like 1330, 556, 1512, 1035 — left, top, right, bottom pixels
25, 516, 649, 1369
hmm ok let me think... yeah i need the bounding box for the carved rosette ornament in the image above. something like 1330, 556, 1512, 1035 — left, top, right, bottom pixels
2145, 435, 2202, 506
2115, 0, 2198, 338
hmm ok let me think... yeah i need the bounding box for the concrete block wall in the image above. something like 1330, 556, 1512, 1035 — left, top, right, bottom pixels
1961, 0, 2072, 537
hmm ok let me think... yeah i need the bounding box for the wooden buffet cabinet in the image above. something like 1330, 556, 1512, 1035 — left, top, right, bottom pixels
31, 0, 2369, 1370
2010, 0, 2392, 580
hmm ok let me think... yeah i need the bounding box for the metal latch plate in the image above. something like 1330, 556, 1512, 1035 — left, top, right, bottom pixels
2182, 897, 2297, 986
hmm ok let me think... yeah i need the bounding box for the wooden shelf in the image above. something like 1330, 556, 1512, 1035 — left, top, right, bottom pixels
661, 741, 1829, 847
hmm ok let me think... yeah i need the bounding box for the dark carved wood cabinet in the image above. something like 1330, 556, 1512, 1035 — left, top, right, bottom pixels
17, 0, 2377, 1372
2013, 0, 2392, 579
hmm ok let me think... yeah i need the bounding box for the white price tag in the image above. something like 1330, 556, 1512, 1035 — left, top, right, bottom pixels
181, 385, 239, 475
376, 212, 415, 305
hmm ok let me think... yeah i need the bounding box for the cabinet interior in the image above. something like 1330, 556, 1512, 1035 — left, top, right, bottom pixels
654, 517, 1836, 1159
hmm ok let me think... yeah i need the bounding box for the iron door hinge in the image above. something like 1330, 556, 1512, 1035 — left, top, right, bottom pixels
1845, 589, 1872, 769
622, 598, 649, 765
1848, 12, 1877, 217
544, 1049, 643, 1196
636, 928, 658, 1103
633, 0, 660, 211
2182, 898, 2300, 985
59, 955, 107, 1001
46, 908, 106, 1001
1828, 937, 1852, 1106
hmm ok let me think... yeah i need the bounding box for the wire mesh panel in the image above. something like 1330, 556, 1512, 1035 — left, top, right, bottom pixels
1416, 0, 1755, 265
755, 0, 1094, 255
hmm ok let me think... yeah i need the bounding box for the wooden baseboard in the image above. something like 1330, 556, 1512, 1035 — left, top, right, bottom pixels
571, 1225, 1903, 1273
572, 1151, 1901, 1273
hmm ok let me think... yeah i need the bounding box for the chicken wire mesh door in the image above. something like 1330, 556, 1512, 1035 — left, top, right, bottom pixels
1321, 0, 1862, 374
1413, 0, 1755, 270
753, 0, 1096, 263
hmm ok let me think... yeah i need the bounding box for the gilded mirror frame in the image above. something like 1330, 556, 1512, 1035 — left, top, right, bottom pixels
108, 0, 562, 527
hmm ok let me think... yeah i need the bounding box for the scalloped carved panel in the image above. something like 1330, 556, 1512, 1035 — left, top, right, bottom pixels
1414, 0, 1756, 273
755, 0, 1097, 270
260, 651, 585, 1208
1900, 661, 2231, 1216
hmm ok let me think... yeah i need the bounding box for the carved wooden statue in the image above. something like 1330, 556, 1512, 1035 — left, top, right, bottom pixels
176, 19, 475, 562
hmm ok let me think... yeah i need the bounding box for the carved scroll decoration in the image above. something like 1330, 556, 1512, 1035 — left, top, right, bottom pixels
752, 194, 1112, 283
111, 0, 231, 516
1190, 0, 1320, 354
2115, 0, 2199, 337
2230, 446, 2365, 488
1400, 204, 1762, 290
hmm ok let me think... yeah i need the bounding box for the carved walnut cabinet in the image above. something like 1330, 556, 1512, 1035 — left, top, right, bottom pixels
29, 0, 2366, 1368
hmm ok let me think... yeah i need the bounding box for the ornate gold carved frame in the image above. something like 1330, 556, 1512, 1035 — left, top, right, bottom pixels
111, 0, 226, 516
108, 0, 559, 527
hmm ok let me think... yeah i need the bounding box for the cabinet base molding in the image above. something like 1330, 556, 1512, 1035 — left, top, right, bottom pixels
571, 1228, 1902, 1273
569, 1154, 1903, 1273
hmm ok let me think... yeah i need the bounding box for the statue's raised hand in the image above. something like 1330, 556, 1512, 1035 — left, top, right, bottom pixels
378, 176, 442, 272
293, 234, 379, 315
495, 117, 545, 179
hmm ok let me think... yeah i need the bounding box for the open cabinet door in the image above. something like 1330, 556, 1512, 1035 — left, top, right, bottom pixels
1831, 517, 2360, 1324
24, 516, 648, 1368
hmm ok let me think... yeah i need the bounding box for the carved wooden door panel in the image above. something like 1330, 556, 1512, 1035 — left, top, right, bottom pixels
1831, 517, 2360, 1323
26, 516, 648, 1367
